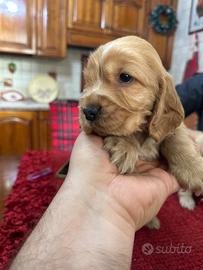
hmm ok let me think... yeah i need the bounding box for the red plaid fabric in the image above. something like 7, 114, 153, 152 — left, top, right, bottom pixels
50, 100, 80, 151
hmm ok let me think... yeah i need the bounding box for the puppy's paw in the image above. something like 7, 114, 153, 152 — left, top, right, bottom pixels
104, 136, 138, 174
146, 217, 160, 230
171, 157, 203, 194
178, 190, 195, 210
140, 137, 159, 161
187, 162, 203, 193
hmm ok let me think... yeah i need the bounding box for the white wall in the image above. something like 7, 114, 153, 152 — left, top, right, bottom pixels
170, 0, 203, 84
0, 47, 91, 100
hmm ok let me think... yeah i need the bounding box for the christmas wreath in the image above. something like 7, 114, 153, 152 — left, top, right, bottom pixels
149, 5, 178, 35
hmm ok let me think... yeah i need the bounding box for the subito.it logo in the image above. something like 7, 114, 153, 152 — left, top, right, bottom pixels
142, 243, 154, 255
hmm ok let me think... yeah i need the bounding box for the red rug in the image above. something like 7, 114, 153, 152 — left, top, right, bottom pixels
0, 151, 203, 270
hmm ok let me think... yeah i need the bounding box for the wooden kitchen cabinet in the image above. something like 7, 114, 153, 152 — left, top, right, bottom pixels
68, 0, 105, 34
0, 0, 67, 57
107, 0, 146, 36
67, 0, 177, 69
38, 111, 51, 150
0, 111, 50, 156
67, 0, 111, 47
37, 0, 67, 57
0, 0, 36, 54
67, 0, 146, 47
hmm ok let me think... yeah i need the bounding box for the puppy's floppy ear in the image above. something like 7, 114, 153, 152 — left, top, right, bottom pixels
149, 74, 184, 142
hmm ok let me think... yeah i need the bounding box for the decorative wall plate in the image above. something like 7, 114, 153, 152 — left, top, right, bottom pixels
1, 90, 24, 102
29, 74, 59, 103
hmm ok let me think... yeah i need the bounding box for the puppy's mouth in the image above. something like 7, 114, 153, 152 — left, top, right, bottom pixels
80, 104, 119, 136
80, 101, 145, 137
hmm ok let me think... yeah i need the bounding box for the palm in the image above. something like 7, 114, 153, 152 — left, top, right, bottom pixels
69, 133, 178, 230
110, 170, 177, 229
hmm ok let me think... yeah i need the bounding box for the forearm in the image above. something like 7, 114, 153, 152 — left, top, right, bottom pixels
10, 175, 135, 270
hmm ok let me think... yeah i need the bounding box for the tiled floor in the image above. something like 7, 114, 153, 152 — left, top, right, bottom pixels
0, 156, 20, 220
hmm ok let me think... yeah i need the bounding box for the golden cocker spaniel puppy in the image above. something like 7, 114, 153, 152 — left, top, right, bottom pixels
79, 36, 203, 229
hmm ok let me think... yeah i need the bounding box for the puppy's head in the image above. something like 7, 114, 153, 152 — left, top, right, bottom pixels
79, 36, 184, 142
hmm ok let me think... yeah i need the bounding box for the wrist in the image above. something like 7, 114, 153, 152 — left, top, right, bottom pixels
62, 178, 135, 270
64, 174, 137, 237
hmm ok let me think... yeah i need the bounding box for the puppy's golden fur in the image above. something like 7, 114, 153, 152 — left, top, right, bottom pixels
79, 36, 203, 228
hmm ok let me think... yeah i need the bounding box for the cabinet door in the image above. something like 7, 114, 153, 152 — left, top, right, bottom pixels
145, 0, 178, 69
67, 0, 115, 47
109, 0, 146, 36
68, 0, 105, 33
38, 111, 51, 150
0, 0, 36, 54
37, 0, 67, 57
0, 112, 38, 156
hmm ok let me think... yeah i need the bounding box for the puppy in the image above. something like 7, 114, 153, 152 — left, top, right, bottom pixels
79, 36, 203, 229
178, 129, 203, 210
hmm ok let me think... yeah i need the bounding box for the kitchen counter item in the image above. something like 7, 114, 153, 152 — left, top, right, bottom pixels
1, 90, 24, 102
29, 74, 59, 103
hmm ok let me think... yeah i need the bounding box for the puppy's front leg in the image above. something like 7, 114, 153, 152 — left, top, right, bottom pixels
161, 124, 203, 192
104, 135, 140, 174
104, 135, 160, 230
178, 189, 195, 210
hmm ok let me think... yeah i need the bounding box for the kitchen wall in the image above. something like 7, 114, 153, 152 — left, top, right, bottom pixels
170, 0, 203, 84
0, 47, 91, 100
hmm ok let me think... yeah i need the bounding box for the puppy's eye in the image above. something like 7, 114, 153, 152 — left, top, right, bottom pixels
119, 73, 133, 84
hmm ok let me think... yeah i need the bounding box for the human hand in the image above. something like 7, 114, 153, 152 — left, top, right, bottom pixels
67, 132, 179, 232
11, 133, 179, 270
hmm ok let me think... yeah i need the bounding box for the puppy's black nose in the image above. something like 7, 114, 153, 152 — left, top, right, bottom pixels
83, 106, 101, 121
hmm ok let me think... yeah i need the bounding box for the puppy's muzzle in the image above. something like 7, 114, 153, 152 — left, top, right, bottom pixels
83, 105, 101, 121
